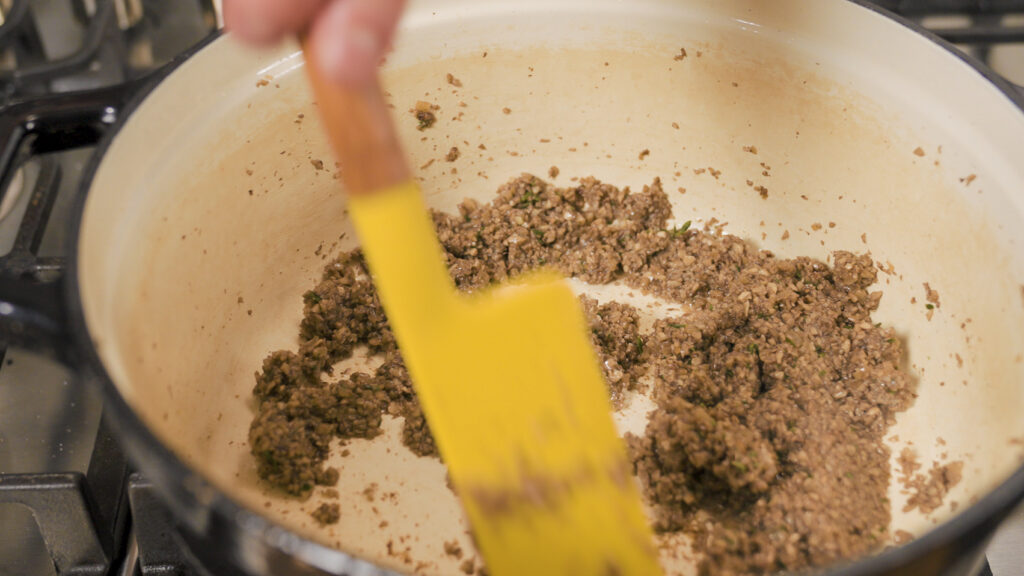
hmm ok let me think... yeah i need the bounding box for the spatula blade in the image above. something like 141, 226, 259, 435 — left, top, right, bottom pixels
431, 282, 661, 576
349, 182, 660, 576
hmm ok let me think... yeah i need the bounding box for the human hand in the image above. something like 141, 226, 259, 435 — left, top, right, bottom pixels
224, 0, 406, 85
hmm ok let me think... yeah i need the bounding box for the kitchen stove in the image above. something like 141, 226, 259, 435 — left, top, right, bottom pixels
0, 1, 1021, 575
0, 3, 221, 576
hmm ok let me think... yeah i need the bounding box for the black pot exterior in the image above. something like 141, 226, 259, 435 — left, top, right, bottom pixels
0, 2, 1020, 575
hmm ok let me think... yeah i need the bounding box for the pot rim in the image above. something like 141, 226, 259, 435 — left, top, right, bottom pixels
65, 3, 1024, 575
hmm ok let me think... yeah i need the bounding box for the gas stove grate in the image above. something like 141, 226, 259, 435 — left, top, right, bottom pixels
873, 1, 1024, 54
0, 0, 121, 93
0, 2, 217, 575
0, 0, 222, 103
874, 0, 1024, 15
0, 415, 129, 576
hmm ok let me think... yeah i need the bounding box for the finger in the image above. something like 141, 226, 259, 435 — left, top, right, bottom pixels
308, 0, 406, 85
344, 0, 406, 48
224, 0, 329, 44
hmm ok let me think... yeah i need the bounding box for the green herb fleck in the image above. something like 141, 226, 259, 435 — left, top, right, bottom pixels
516, 187, 540, 208
669, 323, 685, 329
731, 461, 749, 473
926, 303, 935, 310
669, 220, 692, 237
303, 291, 322, 306
815, 345, 824, 357
747, 343, 759, 355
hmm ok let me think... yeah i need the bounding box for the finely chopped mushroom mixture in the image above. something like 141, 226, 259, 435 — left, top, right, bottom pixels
248, 174, 937, 575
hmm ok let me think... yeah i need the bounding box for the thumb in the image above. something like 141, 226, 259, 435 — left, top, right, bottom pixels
308, 0, 406, 86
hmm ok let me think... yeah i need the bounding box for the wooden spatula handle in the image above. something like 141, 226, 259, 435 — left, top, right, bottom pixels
302, 39, 411, 195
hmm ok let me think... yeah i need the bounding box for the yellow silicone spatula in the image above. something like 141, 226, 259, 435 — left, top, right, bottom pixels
302, 43, 661, 576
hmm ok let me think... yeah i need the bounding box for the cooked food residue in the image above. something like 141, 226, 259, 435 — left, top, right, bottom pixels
898, 447, 963, 515
249, 174, 925, 575
311, 502, 340, 526
413, 100, 438, 131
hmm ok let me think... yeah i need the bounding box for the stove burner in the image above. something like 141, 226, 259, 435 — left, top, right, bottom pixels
73, 0, 144, 31
0, 0, 224, 103
0, 0, 122, 98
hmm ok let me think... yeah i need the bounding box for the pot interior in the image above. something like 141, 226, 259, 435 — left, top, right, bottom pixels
78, 0, 1024, 574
